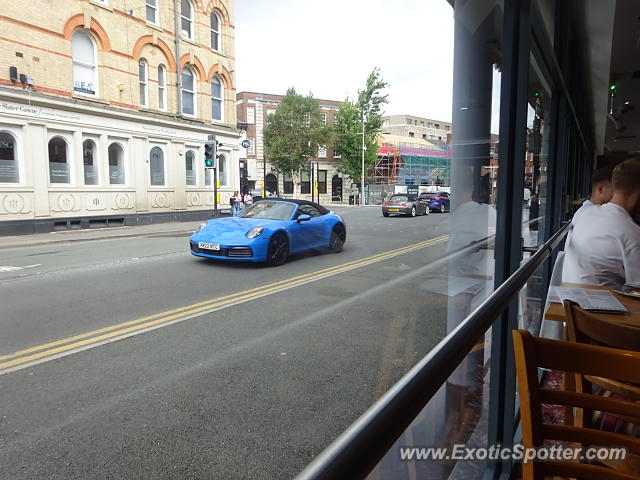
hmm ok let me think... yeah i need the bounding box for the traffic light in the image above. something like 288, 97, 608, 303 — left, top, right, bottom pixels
204, 139, 216, 167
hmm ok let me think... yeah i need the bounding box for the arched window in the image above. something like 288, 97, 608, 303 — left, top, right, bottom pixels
139, 59, 148, 107
181, 67, 196, 116
180, 0, 194, 40
83, 139, 98, 185
0, 132, 19, 183
48, 137, 70, 183
211, 76, 223, 121
158, 64, 167, 111
218, 154, 227, 186
185, 150, 196, 185
108, 143, 125, 184
149, 146, 165, 185
72, 30, 97, 96
210, 11, 221, 51
265, 173, 278, 196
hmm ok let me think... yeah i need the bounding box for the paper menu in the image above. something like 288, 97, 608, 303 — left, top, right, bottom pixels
548, 287, 628, 313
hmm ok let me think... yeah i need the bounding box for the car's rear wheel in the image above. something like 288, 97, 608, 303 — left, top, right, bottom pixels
440, 204, 445, 213
329, 225, 346, 253
266, 233, 288, 266
425, 205, 430, 215
409, 206, 416, 217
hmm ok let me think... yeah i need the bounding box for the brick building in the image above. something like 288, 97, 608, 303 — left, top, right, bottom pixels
0, 0, 239, 234
236, 91, 349, 203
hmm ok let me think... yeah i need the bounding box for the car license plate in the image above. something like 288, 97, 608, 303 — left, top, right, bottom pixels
388, 208, 400, 212
198, 242, 220, 250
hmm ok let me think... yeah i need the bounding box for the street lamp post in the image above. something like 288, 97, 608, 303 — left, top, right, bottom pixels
361, 109, 367, 206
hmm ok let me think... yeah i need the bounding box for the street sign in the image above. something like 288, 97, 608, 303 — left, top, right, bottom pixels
241, 139, 251, 149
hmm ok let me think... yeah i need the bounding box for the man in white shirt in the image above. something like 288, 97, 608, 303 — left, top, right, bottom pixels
571, 165, 614, 225
562, 158, 640, 288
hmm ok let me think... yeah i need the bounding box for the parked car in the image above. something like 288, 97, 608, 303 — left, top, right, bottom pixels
190, 199, 346, 266
418, 191, 450, 213
382, 194, 429, 217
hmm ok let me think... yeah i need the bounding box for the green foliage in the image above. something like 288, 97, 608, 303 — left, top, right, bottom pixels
263, 88, 332, 177
334, 68, 389, 182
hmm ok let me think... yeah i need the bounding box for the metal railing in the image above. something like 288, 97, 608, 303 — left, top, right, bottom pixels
295, 221, 571, 480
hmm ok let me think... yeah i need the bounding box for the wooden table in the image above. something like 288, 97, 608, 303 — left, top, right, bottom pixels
545, 283, 640, 327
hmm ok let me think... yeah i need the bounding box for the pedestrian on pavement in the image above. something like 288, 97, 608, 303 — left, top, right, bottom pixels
244, 192, 253, 208
230, 191, 241, 216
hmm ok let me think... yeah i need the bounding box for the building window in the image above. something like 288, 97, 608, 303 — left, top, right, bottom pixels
210, 10, 221, 51
83, 139, 98, 185
181, 0, 194, 39
283, 173, 293, 194
318, 170, 327, 194
181, 67, 196, 116
248, 137, 255, 155
408, 132, 414, 138
422, 134, 427, 140
445, 125, 451, 131
48, 137, 70, 183
318, 145, 326, 158
149, 146, 165, 186
211, 76, 223, 121
435, 123, 440, 129
246, 105, 255, 124
266, 108, 276, 116
406, 119, 412, 125
382, 119, 389, 126
320, 113, 327, 126
333, 149, 341, 158
218, 154, 227, 185
139, 59, 148, 107
72, 30, 97, 96
428, 122, 433, 128
265, 173, 278, 195
185, 150, 196, 185
420, 121, 424, 127
108, 143, 125, 184
146, 0, 158, 24
158, 64, 167, 111
300, 170, 310, 194
0, 132, 19, 183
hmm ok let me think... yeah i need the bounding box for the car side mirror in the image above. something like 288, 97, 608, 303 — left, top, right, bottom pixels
297, 214, 311, 223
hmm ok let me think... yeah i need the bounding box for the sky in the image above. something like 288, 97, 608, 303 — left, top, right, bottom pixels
234, 0, 456, 123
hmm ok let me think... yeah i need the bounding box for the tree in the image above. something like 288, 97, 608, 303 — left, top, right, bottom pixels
263, 88, 331, 194
334, 68, 389, 187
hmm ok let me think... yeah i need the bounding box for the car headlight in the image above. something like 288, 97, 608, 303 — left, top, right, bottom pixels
195, 222, 207, 233
246, 226, 265, 239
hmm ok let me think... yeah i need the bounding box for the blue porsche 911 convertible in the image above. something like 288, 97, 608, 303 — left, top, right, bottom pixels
190, 199, 346, 266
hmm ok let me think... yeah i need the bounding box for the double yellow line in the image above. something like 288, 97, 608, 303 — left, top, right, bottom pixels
0, 235, 448, 374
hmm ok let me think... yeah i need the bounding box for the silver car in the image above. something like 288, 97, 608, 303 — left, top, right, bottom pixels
382, 194, 429, 217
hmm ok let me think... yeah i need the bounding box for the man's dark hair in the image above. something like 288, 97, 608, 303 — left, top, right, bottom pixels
591, 165, 614, 188
612, 157, 640, 195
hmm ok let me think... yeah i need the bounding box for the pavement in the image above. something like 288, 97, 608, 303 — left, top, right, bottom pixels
0, 205, 379, 250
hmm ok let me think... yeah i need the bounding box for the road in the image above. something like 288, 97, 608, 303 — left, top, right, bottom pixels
0, 207, 451, 480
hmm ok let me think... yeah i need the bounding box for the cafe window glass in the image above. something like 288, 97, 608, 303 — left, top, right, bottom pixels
185, 150, 196, 185
149, 146, 165, 186
48, 137, 70, 183
83, 139, 98, 185
108, 142, 125, 185
72, 30, 97, 96
0, 132, 19, 183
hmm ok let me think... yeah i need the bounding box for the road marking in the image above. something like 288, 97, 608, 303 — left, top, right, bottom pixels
0, 236, 448, 374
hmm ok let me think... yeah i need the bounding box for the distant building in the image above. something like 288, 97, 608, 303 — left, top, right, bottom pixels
382, 114, 452, 144
0, 0, 239, 235
236, 92, 348, 203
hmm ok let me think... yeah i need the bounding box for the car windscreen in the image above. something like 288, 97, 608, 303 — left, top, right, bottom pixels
389, 195, 409, 202
240, 201, 295, 220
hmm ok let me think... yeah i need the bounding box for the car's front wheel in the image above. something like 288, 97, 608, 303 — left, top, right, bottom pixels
266, 233, 288, 266
329, 225, 346, 253
425, 205, 430, 215
409, 206, 416, 217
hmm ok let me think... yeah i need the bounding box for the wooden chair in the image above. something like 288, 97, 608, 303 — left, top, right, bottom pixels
512, 329, 640, 479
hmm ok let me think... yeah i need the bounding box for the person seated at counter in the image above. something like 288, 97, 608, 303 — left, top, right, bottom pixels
572, 165, 614, 225
562, 157, 640, 288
